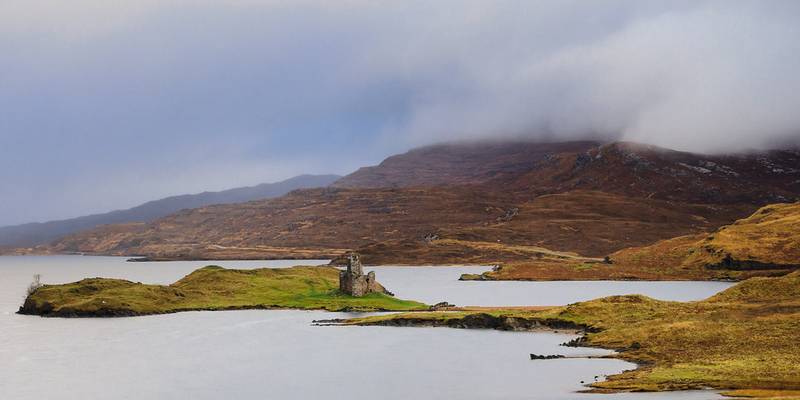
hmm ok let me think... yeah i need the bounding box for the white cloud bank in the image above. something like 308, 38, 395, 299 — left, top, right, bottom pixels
351, 1, 800, 152
1, 0, 799, 224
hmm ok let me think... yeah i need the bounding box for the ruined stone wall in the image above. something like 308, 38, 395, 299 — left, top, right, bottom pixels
339, 253, 386, 297
339, 270, 383, 297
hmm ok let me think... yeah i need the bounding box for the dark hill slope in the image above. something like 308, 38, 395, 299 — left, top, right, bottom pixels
338, 140, 800, 205
334, 140, 600, 188
509, 142, 800, 204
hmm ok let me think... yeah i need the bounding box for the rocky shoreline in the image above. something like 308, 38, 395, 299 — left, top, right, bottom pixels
344, 312, 593, 333
333, 272, 800, 396
17, 300, 324, 318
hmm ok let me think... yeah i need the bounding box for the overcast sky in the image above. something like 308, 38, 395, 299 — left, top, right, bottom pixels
1, 0, 799, 226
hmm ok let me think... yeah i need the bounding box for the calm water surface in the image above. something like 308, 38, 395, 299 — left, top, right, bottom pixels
0, 256, 730, 399
368, 266, 734, 306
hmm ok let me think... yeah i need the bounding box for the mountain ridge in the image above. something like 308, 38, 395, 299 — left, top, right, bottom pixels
338, 139, 800, 204
34, 140, 800, 263
334, 140, 601, 188
0, 174, 341, 248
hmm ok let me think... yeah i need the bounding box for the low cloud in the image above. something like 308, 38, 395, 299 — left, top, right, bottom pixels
1, 1, 798, 224
359, 1, 800, 153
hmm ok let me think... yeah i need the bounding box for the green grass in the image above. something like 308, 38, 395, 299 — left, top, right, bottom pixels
346, 271, 800, 396
20, 265, 428, 316
573, 263, 595, 271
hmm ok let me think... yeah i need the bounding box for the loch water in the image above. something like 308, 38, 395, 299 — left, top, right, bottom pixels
0, 256, 732, 399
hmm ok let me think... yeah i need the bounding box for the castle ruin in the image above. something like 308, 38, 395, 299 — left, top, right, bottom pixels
339, 253, 385, 297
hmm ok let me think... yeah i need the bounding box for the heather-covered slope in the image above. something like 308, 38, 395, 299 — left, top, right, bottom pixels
48, 187, 515, 259
507, 142, 800, 204
48, 189, 746, 261
468, 202, 800, 281
351, 190, 751, 263
334, 140, 600, 188
34, 141, 800, 264
337, 140, 800, 205
683, 202, 800, 270
608, 202, 800, 276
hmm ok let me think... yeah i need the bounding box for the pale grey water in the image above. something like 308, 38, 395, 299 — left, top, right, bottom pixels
0, 256, 729, 399
367, 266, 735, 306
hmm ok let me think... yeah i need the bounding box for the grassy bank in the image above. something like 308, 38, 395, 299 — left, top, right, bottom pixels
19, 265, 427, 317
461, 202, 800, 282
345, 271, 800, 396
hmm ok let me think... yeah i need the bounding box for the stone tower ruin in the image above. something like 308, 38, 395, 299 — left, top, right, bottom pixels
339, 253, 384, 297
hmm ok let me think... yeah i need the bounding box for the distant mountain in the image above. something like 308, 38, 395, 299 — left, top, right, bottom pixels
40, 140, 800, 262
0, 174, 341, 248
334, 140, 600, 188
336, 140, 800, 204
504, 142, 800, 204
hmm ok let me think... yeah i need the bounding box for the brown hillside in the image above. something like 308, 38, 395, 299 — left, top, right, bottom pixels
50, 187, 512, 259
51, 188, 749, 261
353, 190, 751, 264
470, 202, 800, 281
333, 140, 600, 188
611, 202, 800, 275
337, 140, 800, 205
40, 141, 800, 264
507, 142, 800, 204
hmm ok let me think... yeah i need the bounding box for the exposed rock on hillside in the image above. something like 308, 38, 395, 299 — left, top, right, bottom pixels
337, 140, 800, 205
507, 142, 800, 204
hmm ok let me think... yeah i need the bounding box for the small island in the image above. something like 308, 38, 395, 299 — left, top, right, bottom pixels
18, 260, 427, 317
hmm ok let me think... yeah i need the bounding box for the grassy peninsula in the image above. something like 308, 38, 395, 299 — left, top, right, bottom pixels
343, 271, 800, 396
19, 265, 427, 317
